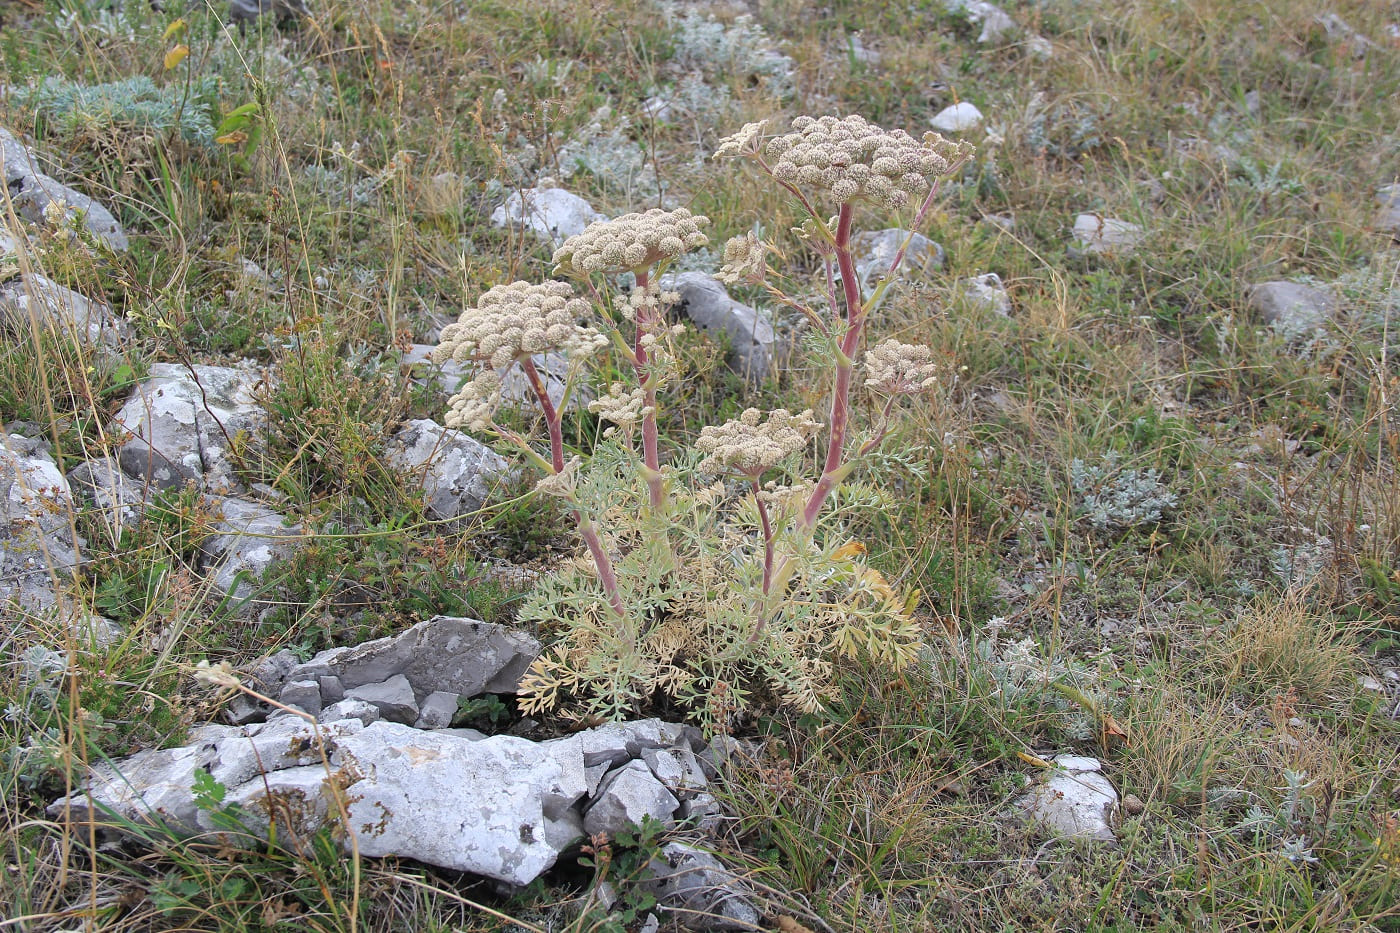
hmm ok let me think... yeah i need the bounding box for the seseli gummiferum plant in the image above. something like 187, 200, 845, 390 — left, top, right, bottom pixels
435, 115, 973, 728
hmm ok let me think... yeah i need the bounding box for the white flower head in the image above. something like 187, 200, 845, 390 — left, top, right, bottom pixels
588, 383, 653, 437
695, 408, 822, 477
755, 114, 973, 209
553, 208, 710, 275
864, 339, 939, 395
534, 455, 583, 499
715, 233, 767, 285
713, 120, 768, 160
434, 280, 607, 370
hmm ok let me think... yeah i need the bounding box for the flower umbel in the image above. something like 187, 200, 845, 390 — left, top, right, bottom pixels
755, 114, 971, 209
696, 408, 823, 477
716, 232, 767, 285
434, 280, 606, 369
864, 339, 939, 395
588, 383, 654, 437
433, 280, 607, 430
552, 207, 710, 275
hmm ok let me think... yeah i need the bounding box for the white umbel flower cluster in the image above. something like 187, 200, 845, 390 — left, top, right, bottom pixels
552, 208, 710, 275
715, 232, 767, 285
717, 114, 969, 209
588, 383, 653, 437
695, 408, 822, 476
864, 339, 939, 394
433, 280, 608, 430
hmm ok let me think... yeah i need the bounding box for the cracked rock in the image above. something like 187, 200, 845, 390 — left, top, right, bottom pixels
51, 717, 592, 886
641, 842, 762, 930
2, 128, 128, 252
2, 434, 82, 613
583, 760, 680, 836
345, 674, 419, 725
0, 274, 130, 350
113, 363, 264, 492
200, 495, 301, 602
848, 228, 945, 301
284, 616, 540, 709
385, 420, 511, 522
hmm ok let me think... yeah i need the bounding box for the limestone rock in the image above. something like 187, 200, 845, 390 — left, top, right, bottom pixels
641, 842, 762, 930
1018, 754, 1119, 843
66, 455, 148, 537
490, 187, 604, 246
946, 0, 1017, 44
956, 272, 1011, 316
8, 174, 128, 253
931, 102, 984, 133
279, 679, 323, 716
1374, 184, 1400, 238
1247, 281, 1336, 338
2, 129, 127, 252
284, 616, 540, 709
659, 272, 775, 382
1, 434, 82, 613
51, 711, 722, 888
583, 760, 680, 836
224, 649, 299, 724
52, 718, 590, 886
413, 690, 460, 730
848, 228, 945, 300
113, 363, 264, 492
1070, 213, 1144, 258
200, 495, 301, 601
0, 274, 129, 349
318, 698, 382, 726
345, 674, 419, 725
385, 420, 511, 522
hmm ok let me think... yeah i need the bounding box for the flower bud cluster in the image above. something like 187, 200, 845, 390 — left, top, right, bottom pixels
864, 339, 939, 395
433, 280, 607, 431
443, 369, 502, 432
553, 208, 710, 275
434, 280, 607, 370
733, 114, 967, 209
716, 233, 767, 285
696, 408, 823, 477
588, 383, 653, 437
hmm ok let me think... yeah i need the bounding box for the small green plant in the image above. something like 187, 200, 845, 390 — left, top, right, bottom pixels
575, 816, 667, 932
434, 115, 973, 727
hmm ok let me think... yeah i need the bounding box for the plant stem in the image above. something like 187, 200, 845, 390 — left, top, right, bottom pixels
631, 269, 666, 510
751, 477, 775, 596
520, 356, 565, 474
519, 356, 627, 622
800, 203, 863, 532
576, 510, 629, 621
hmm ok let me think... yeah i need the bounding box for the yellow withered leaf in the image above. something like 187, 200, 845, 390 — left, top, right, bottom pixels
216, 131, 248, 145
832, 539, 867, 561
162, 18, 187, 39
163, 44, 189, 70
